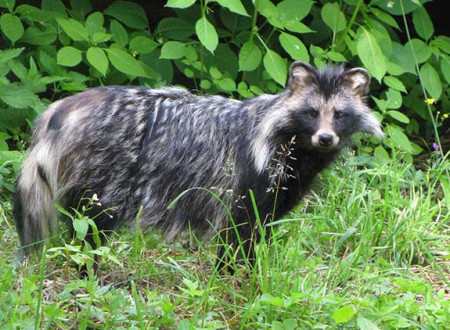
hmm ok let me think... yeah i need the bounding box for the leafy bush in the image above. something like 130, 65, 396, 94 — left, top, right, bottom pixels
0, 0, 448, 165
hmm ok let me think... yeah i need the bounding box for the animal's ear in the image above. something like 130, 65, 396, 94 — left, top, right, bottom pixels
342, 68, 371, 97
287, 61, 317, 92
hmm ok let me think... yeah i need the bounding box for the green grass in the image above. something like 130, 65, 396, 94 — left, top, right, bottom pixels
1, 151, 449, 329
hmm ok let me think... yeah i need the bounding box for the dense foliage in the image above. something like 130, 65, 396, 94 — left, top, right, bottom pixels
0, 0, 448, 164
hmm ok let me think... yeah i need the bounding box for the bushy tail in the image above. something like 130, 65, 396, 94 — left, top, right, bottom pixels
14, 152, 58, 257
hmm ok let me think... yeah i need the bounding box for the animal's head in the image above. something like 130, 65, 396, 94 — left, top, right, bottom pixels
283, 61, 383, 151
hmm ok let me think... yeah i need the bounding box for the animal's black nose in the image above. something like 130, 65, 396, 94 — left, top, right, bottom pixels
318, 133, 333, 147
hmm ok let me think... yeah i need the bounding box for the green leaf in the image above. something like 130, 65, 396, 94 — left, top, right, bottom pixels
263, 50, 287, 87
0, 47, 24, 64
165, 0, 196, 9
383, 76, 406, 93
238, 42, 262, 71
129, 36, 158, 55
357, 28, 386, 81
106, 48, 148, 78
156, 18, 194, 40
440, 56, 450, 84
321, 2, 346, 33
385, 89, 402, 109
388, 110, 410, 124
110, 19, 128, 47
195, 16, 218, 53
72, 218, 89, 240
332, 305, 355, 324
160, 41, 186, 59
104, 1, 148, 29
406, 39, 432, 64
0, 84, 39, 109
86, 12, 104, 37
216, 77, 236, 92
42, 0, 66, 13
56, 46, 82, 67
279, 32, 309, 62
86, 47, 108, 76
386, 124, 413, 153
56, 18, 89, 42
276, 0, 313, 22
216, 0, 249, 17
0, 0, 15, 12
0, 13, 24, 43
357, 316, 381, 330
430, 36, 450, 54
370, 8, 400, 30
70, 0, 92, 17
420, 62, 442, 100
412, 7, 434, 40
21, 25, 58, 45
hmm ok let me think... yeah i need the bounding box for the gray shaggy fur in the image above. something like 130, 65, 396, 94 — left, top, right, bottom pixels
14, 61, 383, 263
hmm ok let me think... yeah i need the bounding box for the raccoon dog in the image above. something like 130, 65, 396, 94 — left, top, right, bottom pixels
14, 61, 383, 268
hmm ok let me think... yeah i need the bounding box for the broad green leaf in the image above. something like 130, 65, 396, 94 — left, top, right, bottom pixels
70, 0, 92, 17
0, 13, 24, 43
21, 25, 58, 45
327, 51, 346, 62
284, 20, 314, 34
216, 77, 236, 92
357, 28, 386, 81
238, 42, 262, 71
42, 0, 66, 13
386, 124, 413, 153
104, 1, 148, 29
195, 16, 218, 53
412, 7, 434, 40
263, 50, 287, 86
160, 41, 186, 59
56, 46, 82, 67
72, 218, 89, 240
91, 32, 112, 44
216, 0, 249, 17
357, 316, 381, 330
374, 0, 431, 16
430, 36, 450, 54
332, 305, 355, 324
385, 89, 402, 109
276, 0, 313, 22
110, 19, 128, 47
165, 0, 196, 9
106, 48, 148, 78
279, 32, 309, 62
389, 42, 415, 74
156, 18, 194, 40
0, 84, 39, 109
388, 110, 410, 124
420, 62, 442, 100
383, 76, 406, 93
56, 18, 89, 42
130, 36, 158, 55
406, 39, 432, 64
0, 0, 14, 12
374, 145, 390, 163
440, 56, 450, 84
86, 12, 104, 37
321, 3, 346, 33
86, 46, 108, 76
370, 8, 400, 30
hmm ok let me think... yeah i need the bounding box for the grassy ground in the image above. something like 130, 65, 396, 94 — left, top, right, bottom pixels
0, 150, 449, 329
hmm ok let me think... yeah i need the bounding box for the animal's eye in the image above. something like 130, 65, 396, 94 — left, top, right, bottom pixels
334, 111, 346, 120
306, 109, 319, 119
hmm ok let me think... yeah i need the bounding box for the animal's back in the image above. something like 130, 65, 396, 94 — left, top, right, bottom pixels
21, 86, 253, 244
